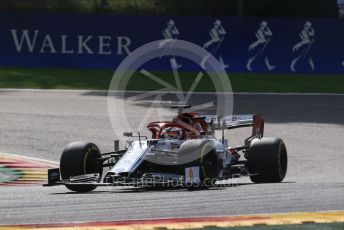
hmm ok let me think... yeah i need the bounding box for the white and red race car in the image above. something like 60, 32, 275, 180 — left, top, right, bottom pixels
45, 105, 288, 192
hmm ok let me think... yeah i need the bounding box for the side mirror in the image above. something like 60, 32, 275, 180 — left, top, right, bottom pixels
114, 140, 120, 151
123, 132, 133, 137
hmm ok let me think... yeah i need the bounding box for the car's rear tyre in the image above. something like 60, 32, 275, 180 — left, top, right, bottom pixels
247, 137, 287, 183
60, 142, 102, 192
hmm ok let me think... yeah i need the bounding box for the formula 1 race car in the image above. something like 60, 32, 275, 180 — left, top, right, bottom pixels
44, 105, 288, 192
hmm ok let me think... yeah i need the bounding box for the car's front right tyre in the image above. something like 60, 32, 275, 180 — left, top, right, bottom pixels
60, 142, 102, 192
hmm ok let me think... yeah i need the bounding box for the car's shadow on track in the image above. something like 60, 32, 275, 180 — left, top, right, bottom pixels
49, 182, 295, 195
50, 186, 232, 195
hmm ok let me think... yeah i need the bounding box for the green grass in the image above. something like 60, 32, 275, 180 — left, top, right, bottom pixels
0, 68, 113, 90
0, 67, 344, 93
202, 222, 344, 230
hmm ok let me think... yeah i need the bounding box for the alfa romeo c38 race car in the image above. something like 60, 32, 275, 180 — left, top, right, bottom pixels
44, 105, 288, 192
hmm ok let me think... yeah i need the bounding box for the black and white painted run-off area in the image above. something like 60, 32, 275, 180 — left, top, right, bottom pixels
0, 89, 343, 225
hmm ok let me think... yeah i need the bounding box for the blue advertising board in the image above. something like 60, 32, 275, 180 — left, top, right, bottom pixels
0, 12, 343, 73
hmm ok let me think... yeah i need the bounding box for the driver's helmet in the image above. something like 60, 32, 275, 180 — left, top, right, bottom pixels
181, 113, 194, 125
160, 127, 183, 140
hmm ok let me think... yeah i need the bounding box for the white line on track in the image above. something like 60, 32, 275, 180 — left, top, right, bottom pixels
1, 88, 344, 96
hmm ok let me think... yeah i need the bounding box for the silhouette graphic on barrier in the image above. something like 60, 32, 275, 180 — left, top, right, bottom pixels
290, 21, 315, 72
201, 20, 228, 69
246, 21, 275, 71
159, 19, 182, 69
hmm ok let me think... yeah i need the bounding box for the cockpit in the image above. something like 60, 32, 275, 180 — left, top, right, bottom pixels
146, 112, 210, 140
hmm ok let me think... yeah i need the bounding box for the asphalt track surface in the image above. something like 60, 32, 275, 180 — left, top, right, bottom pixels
0, 89, 344, 225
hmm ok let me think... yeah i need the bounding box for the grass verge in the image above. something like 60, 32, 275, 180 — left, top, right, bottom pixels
0, 67, 343, 93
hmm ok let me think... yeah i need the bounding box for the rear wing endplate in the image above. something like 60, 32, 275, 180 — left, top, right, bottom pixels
204, 114, 264, 144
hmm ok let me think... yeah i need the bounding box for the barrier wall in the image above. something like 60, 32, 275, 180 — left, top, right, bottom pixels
0, 12, 343, 73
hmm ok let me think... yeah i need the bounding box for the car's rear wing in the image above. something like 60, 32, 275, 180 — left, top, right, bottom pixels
203, 114, 254, 129
203, 114, 264, 145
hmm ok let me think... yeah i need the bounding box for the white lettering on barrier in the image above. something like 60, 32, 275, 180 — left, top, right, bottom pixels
98, 36, 112, 55
9, 29, 132, 56
77, 35, 93, 54
40, 35, 56, 53
61, 35, 74, 54
11, 29, 39, 53
117, 36, 131, 55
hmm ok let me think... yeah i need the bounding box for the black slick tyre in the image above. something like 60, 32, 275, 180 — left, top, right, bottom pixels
247, 137, 287, 183
179, 140, 219, 189
60, 142, 102, 192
